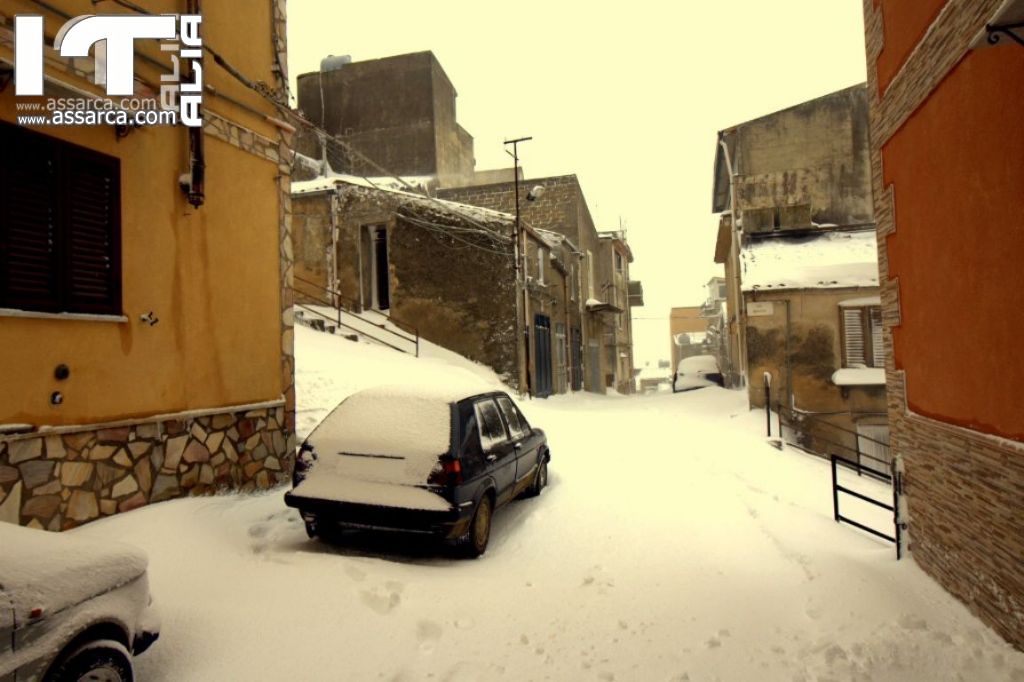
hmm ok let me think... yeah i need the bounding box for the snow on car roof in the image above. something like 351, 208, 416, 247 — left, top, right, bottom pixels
678, 355, 719, 373
308, 383, 492, 461
0, 522, 148, 619
741, 230, 879, 291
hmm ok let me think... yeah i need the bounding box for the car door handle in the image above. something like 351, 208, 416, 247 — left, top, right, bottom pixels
513, 442, 522, 450
486, 454, 498, 462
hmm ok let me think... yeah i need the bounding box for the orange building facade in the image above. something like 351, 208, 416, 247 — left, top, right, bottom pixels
864, 0, 1024, 648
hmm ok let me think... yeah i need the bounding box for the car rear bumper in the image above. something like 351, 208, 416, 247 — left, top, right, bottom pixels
284, 492, 473, 540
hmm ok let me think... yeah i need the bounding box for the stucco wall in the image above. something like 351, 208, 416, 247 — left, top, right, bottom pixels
0, 2, 286, 427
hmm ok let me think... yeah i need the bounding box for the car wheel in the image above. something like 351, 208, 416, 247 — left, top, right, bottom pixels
460, 495, 492, 558
532, 458, 548, 495
524, 458, 548, 497
46, 639, 133, 682
304, 519, 318, 539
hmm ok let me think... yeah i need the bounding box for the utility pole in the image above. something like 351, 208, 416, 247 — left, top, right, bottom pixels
505, 136, 533, 398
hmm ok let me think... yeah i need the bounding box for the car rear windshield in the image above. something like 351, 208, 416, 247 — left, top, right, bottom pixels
308, 388, 453, 460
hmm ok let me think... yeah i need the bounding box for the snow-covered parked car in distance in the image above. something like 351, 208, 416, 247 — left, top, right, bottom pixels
285, 385, 550, 557
672, 355, 725, 393
0, 523, 159, 682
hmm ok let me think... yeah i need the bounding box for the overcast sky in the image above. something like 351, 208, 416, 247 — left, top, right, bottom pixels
287, 0, 868, 368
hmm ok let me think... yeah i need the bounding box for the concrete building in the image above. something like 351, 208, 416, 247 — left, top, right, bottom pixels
862, 0, 1024, 649
711, 84, 887, 457
290, 176, 582, 396
296, 51, 477, 188
0, 0, 295, 529
669, 306, 708, 370
438, 175, 642, 394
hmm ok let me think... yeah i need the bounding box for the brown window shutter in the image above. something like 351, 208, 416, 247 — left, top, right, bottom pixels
842, 307, 866, 366
63, 148, 121, 314
0, 126, 60, 311
869, 307, 884, 368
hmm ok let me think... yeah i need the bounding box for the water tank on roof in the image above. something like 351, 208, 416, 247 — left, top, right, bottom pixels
320, 55, 352, 72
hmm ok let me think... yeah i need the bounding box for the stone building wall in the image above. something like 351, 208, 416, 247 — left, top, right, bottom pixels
291, 184, 520, 386
0, 403, 289, 529
863, 0, 1024, 649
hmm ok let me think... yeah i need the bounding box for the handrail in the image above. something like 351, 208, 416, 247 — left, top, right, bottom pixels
293, 274, 360, 312
291, 275, 420, 357
292, 274, 420, 345
294, 302, 412, 355
777, 403, 889, 449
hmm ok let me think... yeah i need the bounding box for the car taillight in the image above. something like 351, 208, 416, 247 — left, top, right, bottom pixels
429, 458, 463, 487
293, 442, 318, 486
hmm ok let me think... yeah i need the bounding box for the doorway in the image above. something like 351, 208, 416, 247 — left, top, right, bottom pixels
363, 225, 390, 311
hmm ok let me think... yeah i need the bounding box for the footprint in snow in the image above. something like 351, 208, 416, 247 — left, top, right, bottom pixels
360, 582, 403, 614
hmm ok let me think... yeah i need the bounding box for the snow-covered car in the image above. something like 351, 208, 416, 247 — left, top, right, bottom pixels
0, 523, 159, 682
672, 355, 724, 392
285, 385, 550, 557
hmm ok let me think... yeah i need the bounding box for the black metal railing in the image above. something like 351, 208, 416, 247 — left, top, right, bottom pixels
772, 402, 891, 480
831, 454, 902, 559
761, 383, 901, 559
292, 275, 420, 357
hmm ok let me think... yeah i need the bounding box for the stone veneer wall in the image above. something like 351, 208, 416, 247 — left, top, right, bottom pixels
863, 0, 1023, 649
0, 403, 289, 530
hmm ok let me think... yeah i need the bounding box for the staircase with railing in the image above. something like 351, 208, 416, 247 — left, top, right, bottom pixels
292, 275, 420, 357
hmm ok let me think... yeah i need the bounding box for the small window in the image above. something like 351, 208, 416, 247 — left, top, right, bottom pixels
537, 247, 546, 285
0, 122, 121, 315
841, 305, 884, 368
496, 396, 527, 440
586, 250, 595, 299
614, 251, 623, 273
474, 399, 508, 452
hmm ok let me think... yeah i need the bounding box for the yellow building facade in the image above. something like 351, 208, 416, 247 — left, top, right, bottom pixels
0, 0, 295, 529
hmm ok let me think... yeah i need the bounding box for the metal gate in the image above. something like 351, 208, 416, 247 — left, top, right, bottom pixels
533, 314, 553, 397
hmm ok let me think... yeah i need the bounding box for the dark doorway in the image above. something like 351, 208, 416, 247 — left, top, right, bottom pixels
533, 314, 553, 398
570, 327, 583, 391
372, 226, 389, 311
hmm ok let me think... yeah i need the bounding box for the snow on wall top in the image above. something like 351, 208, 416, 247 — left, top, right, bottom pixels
740, 230, 879, 291
0, 522, 148, 619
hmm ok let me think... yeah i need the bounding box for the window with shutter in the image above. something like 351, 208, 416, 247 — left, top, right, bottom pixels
840, 305, 884, 368
870, 307, 884, 368
0, 123, 121, 315
842, 308, 867, 366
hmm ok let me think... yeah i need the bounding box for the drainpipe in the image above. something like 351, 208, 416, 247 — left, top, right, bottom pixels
719, 135, 747, 387
563, 264, 572, 392
329, 188, 340, 308
185, 0, 204, 208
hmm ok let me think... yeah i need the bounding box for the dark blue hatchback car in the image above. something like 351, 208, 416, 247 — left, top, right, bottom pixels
285, 385, 549, 557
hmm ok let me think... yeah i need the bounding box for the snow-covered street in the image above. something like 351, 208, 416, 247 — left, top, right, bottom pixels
73, 327, 1024, 681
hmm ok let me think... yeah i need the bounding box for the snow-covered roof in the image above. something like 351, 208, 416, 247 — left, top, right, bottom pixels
831, 368, 886, 386
292, 174, 435, 196
741, 230, 879, 291
292, 174, 516, 229
534, 228, 580, 253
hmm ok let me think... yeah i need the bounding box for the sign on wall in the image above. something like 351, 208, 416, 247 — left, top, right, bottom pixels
747, 301, 775, 317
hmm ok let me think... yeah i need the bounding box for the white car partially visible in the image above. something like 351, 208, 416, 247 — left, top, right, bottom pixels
0, 523, 159, 682
672, 355, 724, 392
